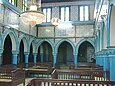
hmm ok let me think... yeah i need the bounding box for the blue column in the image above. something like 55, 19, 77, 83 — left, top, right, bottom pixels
109, 55, 115, 81
25, 52, 29, 64
33, 53, 37, 64
40, 53, 43, 62
12, 51, 18, 65
0, 53, 2, 66
96, 54, 99, 65
74, 54, 77, 69
103, 55, 109, 71
53, 53, 57, 67
46, 54, 48, 62
100, 56, 104, 67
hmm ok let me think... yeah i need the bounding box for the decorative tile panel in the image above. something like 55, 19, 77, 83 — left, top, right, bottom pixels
0, 4, 4, 23
76, 25, 94, 37
38, 26, 54, 37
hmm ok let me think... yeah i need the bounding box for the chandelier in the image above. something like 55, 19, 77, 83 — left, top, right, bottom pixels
20, 0, 45, 27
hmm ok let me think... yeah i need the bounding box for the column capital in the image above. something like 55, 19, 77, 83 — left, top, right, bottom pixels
52, 53, 57, 56
24, 52, 29, 55
73, 53, 78, 56
33, 53, 37, 56
12, 50, 19, 55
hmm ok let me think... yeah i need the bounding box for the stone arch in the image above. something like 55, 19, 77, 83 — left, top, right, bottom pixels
76, 39, 95, 63
19, 35, 29, 52
76, 39, 95, 54
55, 39, 75, 54
2, 31, 19, 51
37, 39, 54, 53
29, 38, 37, 53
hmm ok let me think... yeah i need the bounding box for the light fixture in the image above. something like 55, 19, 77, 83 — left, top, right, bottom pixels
51, 18, 61, 26
20, 0, 45, 27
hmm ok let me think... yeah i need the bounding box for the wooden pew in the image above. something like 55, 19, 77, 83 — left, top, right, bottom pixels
0, 67, 25, 86
51, 69, 110, 81
21, 62, 53, 78
27, 78, 115, 86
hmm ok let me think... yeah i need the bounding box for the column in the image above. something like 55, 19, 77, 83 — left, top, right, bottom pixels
40, 53, 43, 62
74, 54, 78, 69
0, 49, 3, 66
53, 53, 57, 67
12, 51, 18, 65
33, 53, 37, 64
25, 52, 29, 64
103, 54, 109, 71
46, 54, 48, 62
109, 55, 115, 81
40, 46, 44, 62
0, 53, 2, 66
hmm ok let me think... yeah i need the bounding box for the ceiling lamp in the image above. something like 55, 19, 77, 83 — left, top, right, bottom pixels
51, 18, 61, 26
20, 0, 45, 27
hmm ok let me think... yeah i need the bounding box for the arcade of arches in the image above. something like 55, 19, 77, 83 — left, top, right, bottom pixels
2, 34, 95, 67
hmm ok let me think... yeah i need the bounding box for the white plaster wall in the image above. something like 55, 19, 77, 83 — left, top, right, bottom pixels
103, 25, 107, 49
110, 6, 115, 46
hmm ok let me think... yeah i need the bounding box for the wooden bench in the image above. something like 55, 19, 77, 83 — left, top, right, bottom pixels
0, 67, 25, 86
27, 78, 115, 86
51, 69, 110, 81
19, 62, 53, 78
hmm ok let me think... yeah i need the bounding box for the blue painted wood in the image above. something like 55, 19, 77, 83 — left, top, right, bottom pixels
1, 0, 22, 14
36, 20, 95, 26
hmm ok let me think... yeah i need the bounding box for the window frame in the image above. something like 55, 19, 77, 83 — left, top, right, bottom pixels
78, 5, 90, 21
59, 6, 70, 21
42, 7, 52, 22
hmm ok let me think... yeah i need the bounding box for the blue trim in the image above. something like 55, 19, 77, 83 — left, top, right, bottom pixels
102, 21, 104, 49
18, 34, 29, 52
55, 39, 75, 55
98, 30, 100, 51
37, 20, 95, 26
0, 0, 22, 14
37, 39, 54, 54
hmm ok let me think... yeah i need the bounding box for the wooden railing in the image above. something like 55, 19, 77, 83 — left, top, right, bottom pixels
51, 69, 110, 81
27, 79, 115, 86
0, 67, 25, 86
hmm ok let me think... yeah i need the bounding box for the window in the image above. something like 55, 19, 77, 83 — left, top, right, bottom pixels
23, 0, 27, 11
79, 5, 89, 21
8, 0, 17, 6
42, 8, 51, 22
60, 7, 70, 21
